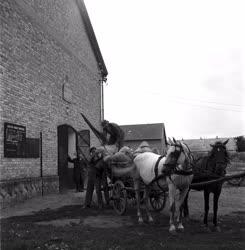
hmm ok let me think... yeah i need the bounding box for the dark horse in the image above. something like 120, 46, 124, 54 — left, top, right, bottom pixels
182, 139, 230, 231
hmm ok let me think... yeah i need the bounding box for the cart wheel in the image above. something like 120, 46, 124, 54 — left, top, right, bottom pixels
149, 190, 167, 212
112, 180, 127, 215
227, 177, 243, 186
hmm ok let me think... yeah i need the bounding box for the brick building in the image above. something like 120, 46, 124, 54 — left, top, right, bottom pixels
121, 123, 167, 155
0, 0, 107, 207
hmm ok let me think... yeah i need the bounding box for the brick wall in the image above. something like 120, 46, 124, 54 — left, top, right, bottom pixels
17, 0, 99, 74
0, 0, 103, 183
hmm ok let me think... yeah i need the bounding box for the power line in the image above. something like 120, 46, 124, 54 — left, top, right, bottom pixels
143, 90, 244, 107
167, 99, 244, 113
167, 95, 244, 107
140, 90, 244, 112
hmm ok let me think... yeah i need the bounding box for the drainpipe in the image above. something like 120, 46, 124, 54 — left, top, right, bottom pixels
100, 76, 107, 122
100, 79, 104, 122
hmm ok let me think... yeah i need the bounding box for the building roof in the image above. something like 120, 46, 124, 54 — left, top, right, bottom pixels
120, 123, 166, 141
77, 0, 108, 80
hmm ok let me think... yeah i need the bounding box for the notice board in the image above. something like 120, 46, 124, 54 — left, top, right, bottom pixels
4, 122, 26, 158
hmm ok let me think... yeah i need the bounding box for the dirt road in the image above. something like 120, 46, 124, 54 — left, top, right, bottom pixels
1, 186, 244, 250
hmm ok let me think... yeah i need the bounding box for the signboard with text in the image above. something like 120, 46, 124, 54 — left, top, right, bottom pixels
4, 123, 26, 158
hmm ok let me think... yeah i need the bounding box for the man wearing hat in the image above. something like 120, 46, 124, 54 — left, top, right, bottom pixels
133, 141, 153, 157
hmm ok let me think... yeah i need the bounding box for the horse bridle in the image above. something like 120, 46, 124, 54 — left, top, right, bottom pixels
206, 144, 229, 175
154, 144, 183, 179
167, 143, 183, 164
153, 143, 193, 190
165, 143, 193, 174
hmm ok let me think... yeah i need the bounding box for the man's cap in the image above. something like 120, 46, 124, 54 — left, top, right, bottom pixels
90, 147, 96, 153
139, 141, 150, 148
101, 120, 109, 126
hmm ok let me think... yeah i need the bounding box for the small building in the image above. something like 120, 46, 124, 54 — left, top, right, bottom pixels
120, 123, 167, 154
0, 0, 107, 207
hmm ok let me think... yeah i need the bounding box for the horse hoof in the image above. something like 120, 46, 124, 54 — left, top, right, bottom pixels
169, 225, 177, 235
213, 226, 221, 232
202, 225, 211, 233
148, 216, 154, 223
169, 229, 177, 235
177, 224, 184, 232
138, 218, 144, 224
148, 219, 154, 225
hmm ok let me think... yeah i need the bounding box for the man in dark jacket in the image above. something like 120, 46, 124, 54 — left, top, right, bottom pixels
68, 153, 87, 192
84, 147, 109, 208
84, 147, 97, 207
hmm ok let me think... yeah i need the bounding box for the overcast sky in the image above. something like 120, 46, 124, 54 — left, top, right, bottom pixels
85, 0, 245, 139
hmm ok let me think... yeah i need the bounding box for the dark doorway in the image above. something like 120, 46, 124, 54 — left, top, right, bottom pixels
57, 125, 77, 191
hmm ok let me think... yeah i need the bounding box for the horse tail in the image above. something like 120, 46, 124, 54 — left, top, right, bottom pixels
112, 163, 136, 176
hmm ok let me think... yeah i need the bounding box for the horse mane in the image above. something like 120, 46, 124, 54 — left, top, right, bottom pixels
180, 141, 196, 165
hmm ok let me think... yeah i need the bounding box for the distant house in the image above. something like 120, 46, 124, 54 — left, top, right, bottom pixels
183, 137, 236, 153
120, 123, 167, 154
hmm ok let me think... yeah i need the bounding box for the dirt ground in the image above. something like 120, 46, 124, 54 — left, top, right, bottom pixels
0, 186, 244, 250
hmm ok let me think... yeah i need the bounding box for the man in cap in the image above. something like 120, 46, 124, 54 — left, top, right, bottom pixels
133, 141, 153, 157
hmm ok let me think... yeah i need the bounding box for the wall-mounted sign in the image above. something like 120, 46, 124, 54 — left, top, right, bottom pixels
4, 123, 26, 158
62, 82, 73, 103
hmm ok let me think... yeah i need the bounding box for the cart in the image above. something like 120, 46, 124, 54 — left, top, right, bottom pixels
108, 162, 167, 215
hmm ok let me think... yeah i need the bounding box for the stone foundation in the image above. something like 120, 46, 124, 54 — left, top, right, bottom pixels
0, 176, 59, 209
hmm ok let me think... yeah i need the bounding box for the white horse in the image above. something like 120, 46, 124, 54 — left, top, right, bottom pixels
110, 138, 193, 234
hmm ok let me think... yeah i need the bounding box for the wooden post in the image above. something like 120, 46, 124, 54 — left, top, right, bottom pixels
40, 132, 43, 196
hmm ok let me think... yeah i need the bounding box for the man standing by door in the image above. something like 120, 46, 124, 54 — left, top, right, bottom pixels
68, 152, 87, 192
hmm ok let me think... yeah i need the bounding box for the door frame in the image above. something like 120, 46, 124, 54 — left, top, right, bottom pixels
57, 124, 77, 191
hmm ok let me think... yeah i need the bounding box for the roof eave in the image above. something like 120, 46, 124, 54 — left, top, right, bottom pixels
77, 0, 108, 80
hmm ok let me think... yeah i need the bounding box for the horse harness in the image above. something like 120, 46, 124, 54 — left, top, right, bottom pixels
154, 155, 165, 179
